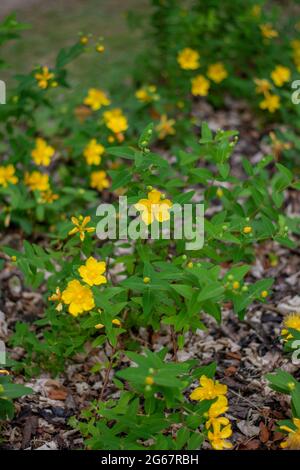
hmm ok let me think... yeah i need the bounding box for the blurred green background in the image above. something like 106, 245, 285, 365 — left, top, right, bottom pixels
0, 0, 149, 91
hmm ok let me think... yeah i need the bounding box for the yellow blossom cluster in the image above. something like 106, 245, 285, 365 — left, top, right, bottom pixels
190, 375, 232, 450
177, 48, 227, 98
49, 255, 107, 317
254, 64, 290, 113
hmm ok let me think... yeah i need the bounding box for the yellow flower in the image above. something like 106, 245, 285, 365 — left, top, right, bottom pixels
48, 287, 63, 312
35, 66, 54, 89
39, 190, 59, 204
271, 65, 291, 87
135, 85, 158, 103
90, 171, 110, 191
156, 114, 176, 140
208, 420, 233, 450
78, 256, 107, 286
83, 139, 105, 165
103, 108, 128, 134
207, 63, 228, 83
232, 281, 240, 290
177, 48, 200, 70
280, 419, 300, 450
143, 276, 151, 284
243, 226, 252, 234
254, 78, 272, 95
269, 132, 292, 160
191, 75, 210, 96
281, 312, 300, 340
136, 88, 150, 103
261, 290, 268, 298
84, 88, 111, 111
31, 138, 55, 166
0, 164, 18, 187
189, 375, 227, 401
61, 279, 95, 317
206, 396, 229, 429
135, 189, 173, 225
260, 23, 278, 39
259, 93, 280, 113
25, 171, 50, 192
68, 215, 95, 242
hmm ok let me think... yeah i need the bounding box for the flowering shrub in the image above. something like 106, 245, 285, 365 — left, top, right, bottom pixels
5, 123, 296, 375
131, 0, 300, 163
71, 361, 234, 450
0, 18, 132, 233
1, 6, 300, 451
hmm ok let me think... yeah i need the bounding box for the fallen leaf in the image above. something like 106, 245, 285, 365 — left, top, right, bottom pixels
45, 379, 68, 401
259, 421, 270, 443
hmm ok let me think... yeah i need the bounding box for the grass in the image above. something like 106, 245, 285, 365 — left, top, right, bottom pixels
1, 0, 150, 93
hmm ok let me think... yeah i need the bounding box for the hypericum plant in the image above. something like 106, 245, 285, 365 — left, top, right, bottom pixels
0, 20, 133, 234
3, 123, 298, 377
131, 0, 300, 159
71, 358, 233, 451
